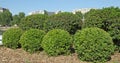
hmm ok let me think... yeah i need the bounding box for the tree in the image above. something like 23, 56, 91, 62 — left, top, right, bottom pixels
44, 10, 48, 15
0, 9, 12, 26
10, 15, 20, 26
19, 12, 25, 18
10, 12, 25, 26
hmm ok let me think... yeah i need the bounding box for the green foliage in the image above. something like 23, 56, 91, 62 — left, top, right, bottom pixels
83, 9, 102, 28
19, 12, 25, 18
75, 11, 83, 18
10, 12, 25, 26
0, 9, 12, 26
84, 7, 120, 51
19, 14, 48, 30
107, 18, 120, 51
10, 15, 20, 26
74, 27, 115, 63
44, 12, 82, 34
44, 10, 48, 15
42, 29, 72, 56
2, 28, 23, 49
19, 29, 45, 53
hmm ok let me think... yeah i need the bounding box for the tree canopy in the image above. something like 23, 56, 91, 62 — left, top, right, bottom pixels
10, 12, 25, 26
0, 9, 12, 26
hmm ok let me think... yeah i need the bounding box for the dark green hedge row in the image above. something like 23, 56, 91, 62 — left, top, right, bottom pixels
44, 12, 82, 34
19, 14, 48, 30
19, 12, 82, 34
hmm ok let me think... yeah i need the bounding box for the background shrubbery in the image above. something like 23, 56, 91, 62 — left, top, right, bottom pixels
44, 12, 82, 34
74, 27, 115, 62
2, 28, 23, 49
19, 14, 48, 30
42, 29, 72, 56
19, 29, 45, 53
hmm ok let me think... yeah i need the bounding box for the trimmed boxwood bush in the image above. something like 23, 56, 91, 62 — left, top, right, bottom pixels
42, 29, 72, 56
74, 27, 115, 63
19, 29, 45, 53
2, 28, 23, 49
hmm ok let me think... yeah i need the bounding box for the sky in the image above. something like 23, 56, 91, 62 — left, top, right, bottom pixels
0, 0, 120, 15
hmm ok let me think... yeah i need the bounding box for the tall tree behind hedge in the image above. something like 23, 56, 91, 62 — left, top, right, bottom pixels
19, 14, 48, 30
84, 7, 120, 51
19, 12, 25, 18
0, 9, 12, 26
44, 12, 82, 34
10, 12, 25, 26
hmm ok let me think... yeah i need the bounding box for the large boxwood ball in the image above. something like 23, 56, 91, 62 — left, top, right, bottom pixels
42, 29, 72, 56
19, 29, 45, 53
74, 27, 115, 62
2, 28, 23, 49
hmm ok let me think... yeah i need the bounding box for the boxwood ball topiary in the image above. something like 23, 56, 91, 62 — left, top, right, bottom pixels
42, 29, 72, 56
2, 28, 23, 49
19, 29, 45, 53
74, 27, 115, 63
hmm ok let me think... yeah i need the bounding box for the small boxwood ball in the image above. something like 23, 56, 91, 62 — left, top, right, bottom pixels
42, 29, 72, 56
2, 28, 23, 49
20, 29, 45, 53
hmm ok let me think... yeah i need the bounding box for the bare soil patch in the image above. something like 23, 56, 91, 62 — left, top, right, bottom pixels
0, 46, 120, 63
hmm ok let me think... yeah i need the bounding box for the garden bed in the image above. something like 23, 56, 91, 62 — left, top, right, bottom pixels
0, 46, 120, 63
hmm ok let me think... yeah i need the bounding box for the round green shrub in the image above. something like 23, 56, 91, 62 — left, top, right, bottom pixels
2, 28, 23, 49
19, 29, 45, 53
74, 27, 115, 63
42, 29, 72, 56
